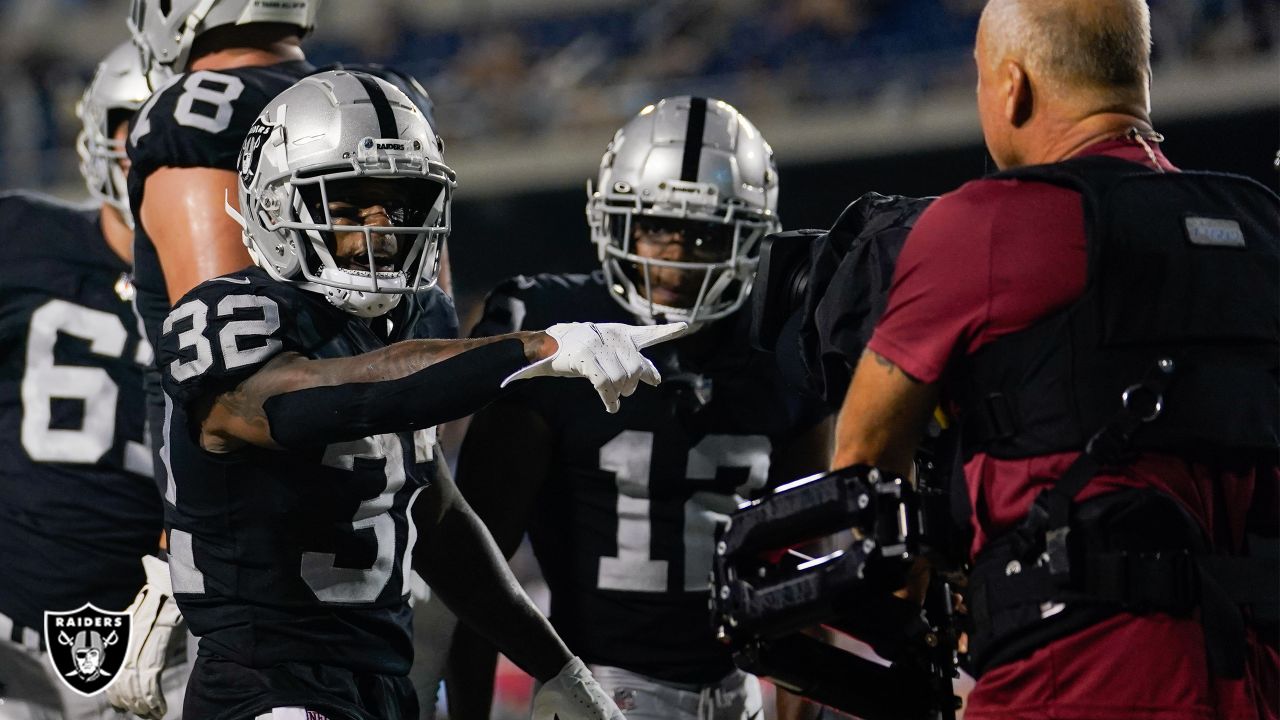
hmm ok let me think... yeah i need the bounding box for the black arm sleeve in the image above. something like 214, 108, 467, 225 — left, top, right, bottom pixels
263, 338, 528, 450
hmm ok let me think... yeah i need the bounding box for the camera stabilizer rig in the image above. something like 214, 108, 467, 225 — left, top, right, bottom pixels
710, 464, 962, 720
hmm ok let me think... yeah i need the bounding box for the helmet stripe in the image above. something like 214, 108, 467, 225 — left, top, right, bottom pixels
680, 96, 708, 182
352, 71, 399, 139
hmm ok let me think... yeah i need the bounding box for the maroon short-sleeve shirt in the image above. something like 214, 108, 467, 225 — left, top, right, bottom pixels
868, 140, 1277, 720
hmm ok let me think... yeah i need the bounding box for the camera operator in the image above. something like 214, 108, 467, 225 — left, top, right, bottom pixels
830, 1, 1278, 719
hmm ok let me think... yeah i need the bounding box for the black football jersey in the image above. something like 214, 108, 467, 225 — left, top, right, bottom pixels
387, 284, 460, 343
126, 60, 316, 352
470, 271, 828, 683
0, 192, 159, 631
156, 266, 439, 675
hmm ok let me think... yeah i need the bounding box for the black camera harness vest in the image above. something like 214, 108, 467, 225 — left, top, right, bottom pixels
957, 154, 1280, 678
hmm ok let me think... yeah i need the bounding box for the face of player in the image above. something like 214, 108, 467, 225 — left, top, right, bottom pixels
313, 178, 434, 273
629, 216, 734, 308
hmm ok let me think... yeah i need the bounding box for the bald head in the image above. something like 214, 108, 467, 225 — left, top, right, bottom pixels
979, 0, 1151, 99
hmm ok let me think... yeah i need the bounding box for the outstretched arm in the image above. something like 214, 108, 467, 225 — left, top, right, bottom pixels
196, 333, 550, 453
185, 320, 684, 454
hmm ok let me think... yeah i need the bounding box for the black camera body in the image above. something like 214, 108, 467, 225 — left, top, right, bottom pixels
724, 193, 973, 719
750, 229, 825, 354
750, 193, 935, 409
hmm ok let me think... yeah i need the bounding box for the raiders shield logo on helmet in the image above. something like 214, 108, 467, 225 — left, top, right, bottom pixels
43, 604, 131, 697
238, 115, 273, 190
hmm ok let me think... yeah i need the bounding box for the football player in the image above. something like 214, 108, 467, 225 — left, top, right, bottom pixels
445, 97, 833, 720
118, 6, 461, 715
157, 70, 679, 719
0, 41, 187, 720
124, 0, 460, 496
126, 0, 320, 317
126, 0, 454, 336
113, 4, 319, 714
125, 0, 319, 475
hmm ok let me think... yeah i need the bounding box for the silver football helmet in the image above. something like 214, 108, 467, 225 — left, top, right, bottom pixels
586, 96, 781, 327
128, 0, 319, 85
230, 70, 455, 318
76, 41, 156, 229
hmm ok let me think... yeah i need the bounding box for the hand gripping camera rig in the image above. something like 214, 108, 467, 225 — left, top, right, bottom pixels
710, 464, 963, 720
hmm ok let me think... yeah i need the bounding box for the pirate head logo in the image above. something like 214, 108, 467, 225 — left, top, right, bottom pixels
239, 115, 275, 190
43, 604, 131, 696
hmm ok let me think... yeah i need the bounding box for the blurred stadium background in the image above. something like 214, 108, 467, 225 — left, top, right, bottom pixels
1, 0, 1275, 717
2, 0, 1276, 326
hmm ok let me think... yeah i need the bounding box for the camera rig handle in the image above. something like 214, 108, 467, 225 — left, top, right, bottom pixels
710, 465, 961, 720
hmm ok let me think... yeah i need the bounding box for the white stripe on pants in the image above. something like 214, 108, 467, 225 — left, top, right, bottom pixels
254, 709, 334, 720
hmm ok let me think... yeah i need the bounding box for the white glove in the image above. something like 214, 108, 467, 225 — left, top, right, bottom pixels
532, 657, 626, 720
107, 555, 185, 720
502, 322, 687, 413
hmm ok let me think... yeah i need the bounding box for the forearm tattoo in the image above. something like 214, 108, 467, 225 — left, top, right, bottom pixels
322, 331, 548, 385
205, 333, 546, 450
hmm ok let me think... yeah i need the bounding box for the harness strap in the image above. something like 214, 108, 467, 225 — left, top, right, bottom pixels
1088, 550, 1197, 609
971, 532, 1277, 677
1011, 357, 1176, 572
966, 358, 1280, 678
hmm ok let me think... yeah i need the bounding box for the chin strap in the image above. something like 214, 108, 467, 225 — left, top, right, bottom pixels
322, 284, 403, 318
315, 265, 410, 318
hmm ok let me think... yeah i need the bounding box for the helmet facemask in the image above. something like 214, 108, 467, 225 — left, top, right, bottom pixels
588, 179, 778, 326
76, 108, 133, 228
252, 160, 451, 318
76, 42, 155, 229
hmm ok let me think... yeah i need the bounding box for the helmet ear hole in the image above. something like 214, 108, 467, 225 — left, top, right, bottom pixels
257, 188, 282, 221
